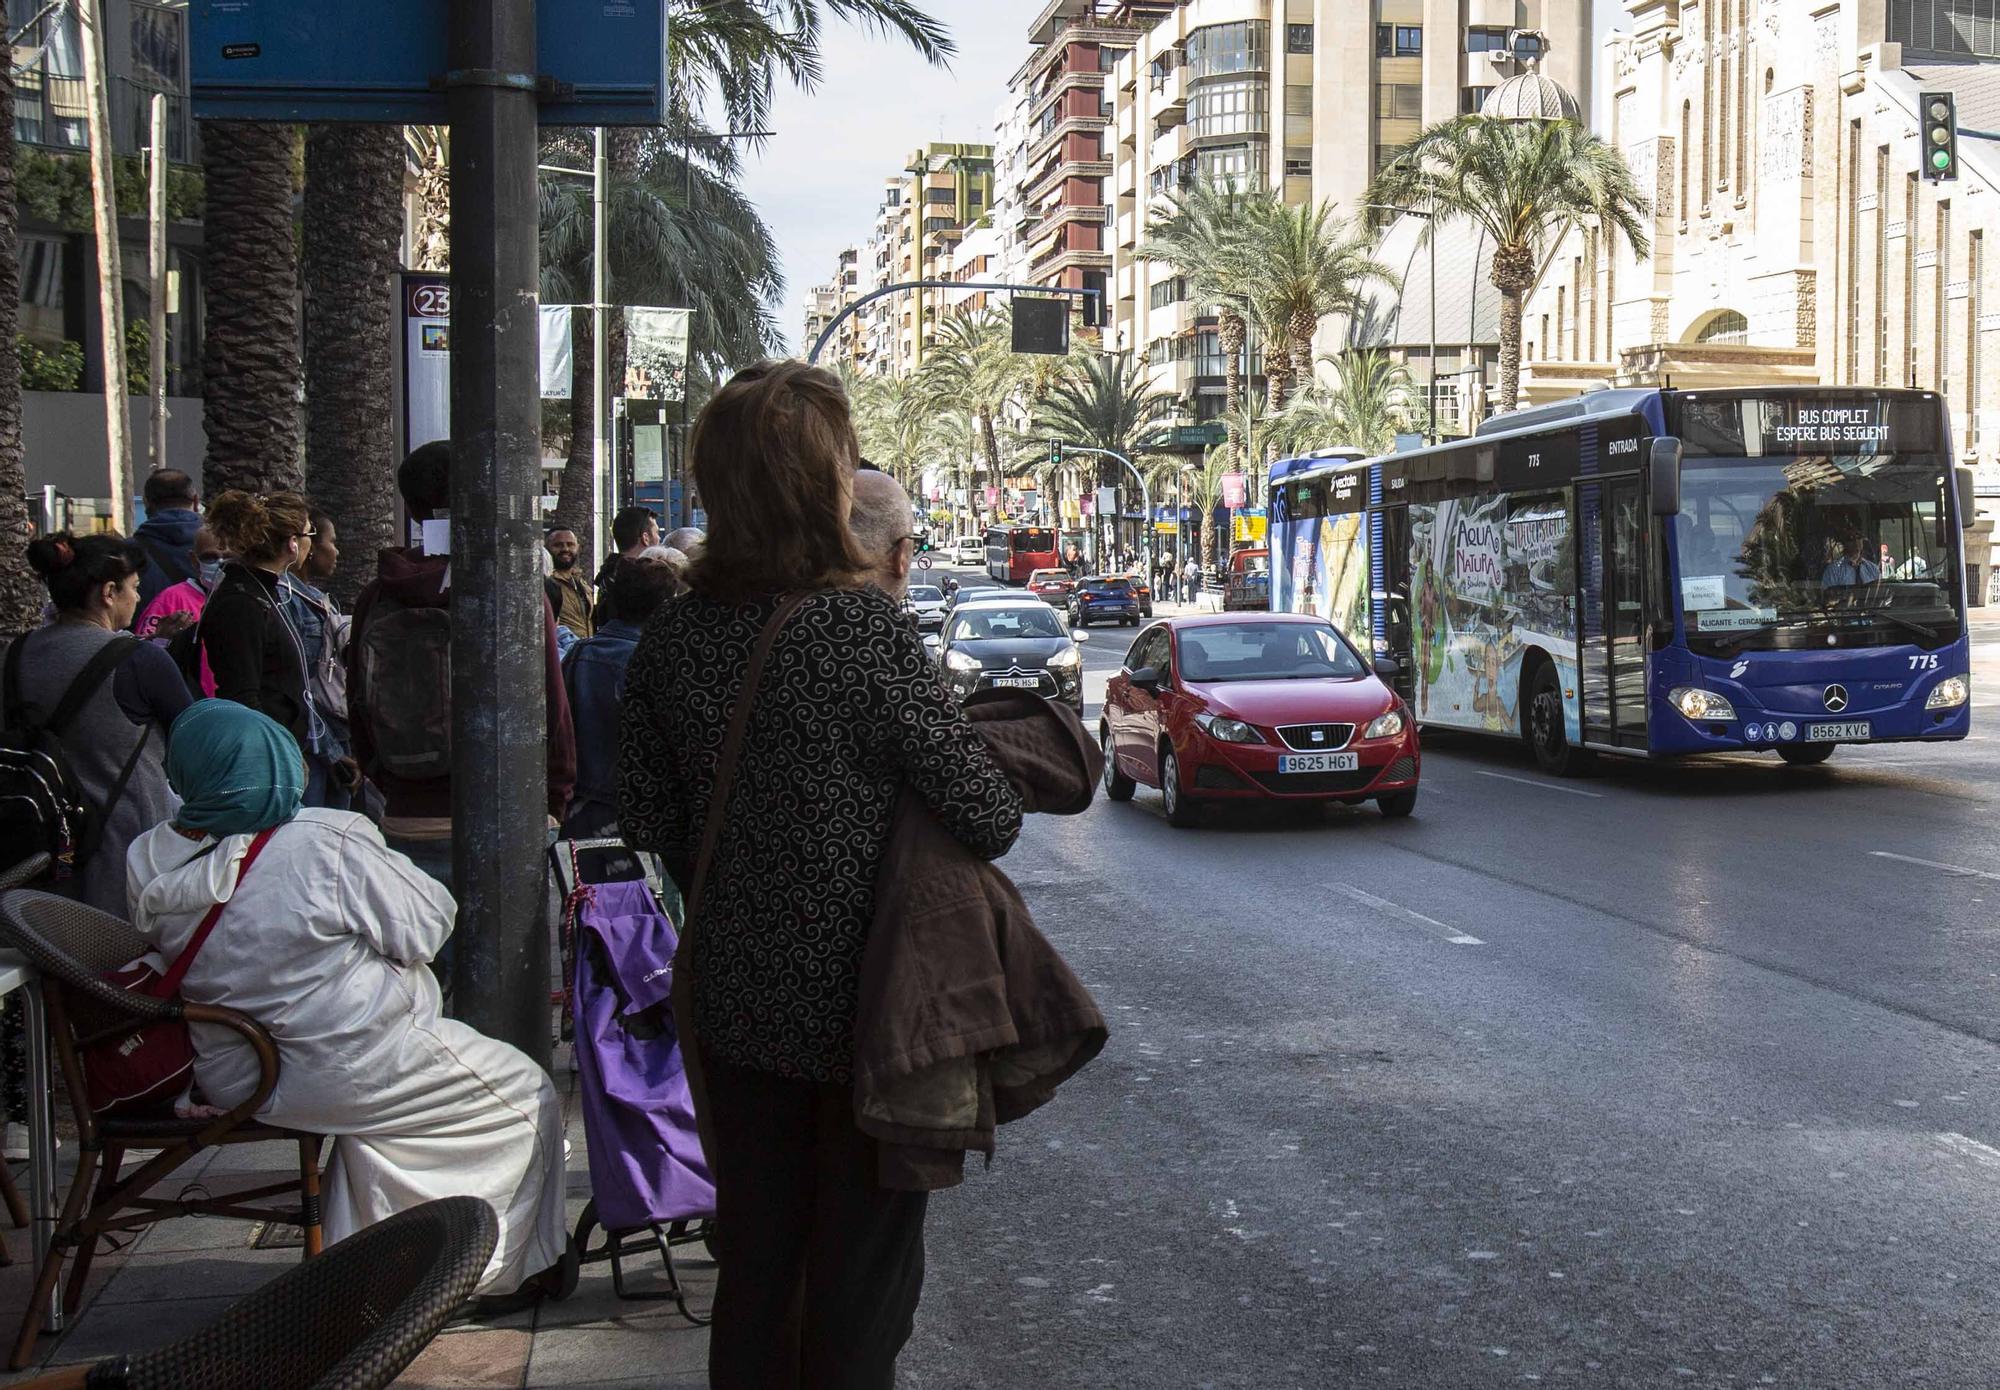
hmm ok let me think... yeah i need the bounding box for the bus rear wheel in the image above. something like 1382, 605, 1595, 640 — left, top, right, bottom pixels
1526, 663, 1596, 778
1778, 743, 1835, 766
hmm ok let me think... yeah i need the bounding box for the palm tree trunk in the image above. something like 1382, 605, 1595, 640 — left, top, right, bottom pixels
0, 59, 41, 635
1491, 241, 1536, 417
552, 313, 595, 537
1218, 310, 1245, 465
980, 406, 1001, 478
202, 121, 304, 495
304, 124, 402, 606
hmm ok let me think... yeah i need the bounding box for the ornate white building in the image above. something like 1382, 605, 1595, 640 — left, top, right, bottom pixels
1519, 0, 2000, 530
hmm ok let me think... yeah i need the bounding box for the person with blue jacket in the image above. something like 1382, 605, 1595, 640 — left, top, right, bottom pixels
131, 470, 203, 615
561, 555, 675, 838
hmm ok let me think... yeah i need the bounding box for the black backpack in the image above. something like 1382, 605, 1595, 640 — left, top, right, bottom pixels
0, 634, 148, 887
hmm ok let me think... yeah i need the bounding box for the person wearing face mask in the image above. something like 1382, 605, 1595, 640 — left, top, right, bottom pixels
133, 526, 223, 696
3, 533, 189, 913
198, 491, 324, 752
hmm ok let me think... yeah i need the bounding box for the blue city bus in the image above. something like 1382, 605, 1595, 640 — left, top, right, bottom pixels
1268, 387, 1977, 774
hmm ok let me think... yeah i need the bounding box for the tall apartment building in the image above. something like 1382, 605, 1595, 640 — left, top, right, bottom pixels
847, 145, 995, 376
1109, 1, 1589, 421
801, 246, 862, 365
1014, 1, 1178, 318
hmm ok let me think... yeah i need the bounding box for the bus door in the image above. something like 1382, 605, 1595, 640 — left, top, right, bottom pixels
1376, 504, 1415, 704
1600, 476, 1650, 748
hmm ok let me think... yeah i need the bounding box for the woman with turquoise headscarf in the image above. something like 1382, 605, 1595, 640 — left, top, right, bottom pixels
126, 700, 574, 1301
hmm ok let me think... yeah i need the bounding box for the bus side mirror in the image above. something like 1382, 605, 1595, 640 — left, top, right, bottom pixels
1957, 466, 1978, 530
1649, 437, 1684, 517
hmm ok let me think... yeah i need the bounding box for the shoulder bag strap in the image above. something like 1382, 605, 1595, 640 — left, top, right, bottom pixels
159, 826, 278, 994
44, 635, 142, 737
684, 591, 813, 922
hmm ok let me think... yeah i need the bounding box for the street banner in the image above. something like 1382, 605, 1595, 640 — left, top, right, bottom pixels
1221, 471, 1247, 510
624, 307, 691, 402
1096, 486, 1117, 518
985, 486, 1000, 506
539, 306, 573, 400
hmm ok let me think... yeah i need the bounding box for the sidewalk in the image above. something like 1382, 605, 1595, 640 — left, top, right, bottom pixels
0, 1048, 713, 1389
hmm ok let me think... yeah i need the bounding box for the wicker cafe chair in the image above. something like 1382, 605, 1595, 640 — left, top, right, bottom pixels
11, 1197, 499, 1390
0, 889, 327, 1371
0, 852, 54, 1268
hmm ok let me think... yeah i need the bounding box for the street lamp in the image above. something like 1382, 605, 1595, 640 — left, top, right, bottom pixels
1365, 203, 1438, 446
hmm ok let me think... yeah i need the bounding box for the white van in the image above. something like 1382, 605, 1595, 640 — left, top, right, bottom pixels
953, 535, 986, 566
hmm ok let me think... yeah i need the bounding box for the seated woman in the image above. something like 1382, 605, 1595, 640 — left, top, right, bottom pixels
125, 700, 570, 1298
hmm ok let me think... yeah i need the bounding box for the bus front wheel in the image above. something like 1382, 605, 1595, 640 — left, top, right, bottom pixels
1526, 663, 1596, 778
1778, 743, 1835, 767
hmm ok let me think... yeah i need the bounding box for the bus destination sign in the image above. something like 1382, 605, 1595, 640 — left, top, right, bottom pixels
1678, 393, 1940, 457
1770, 404, 1891, 449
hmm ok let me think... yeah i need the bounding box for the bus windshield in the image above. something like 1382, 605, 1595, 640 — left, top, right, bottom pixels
1010, 528, 1056, 553
1675, 453, 1959, 655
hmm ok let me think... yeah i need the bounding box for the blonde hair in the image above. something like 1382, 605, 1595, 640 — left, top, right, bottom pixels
204, 490, 312, 567
684, 361, 869, 604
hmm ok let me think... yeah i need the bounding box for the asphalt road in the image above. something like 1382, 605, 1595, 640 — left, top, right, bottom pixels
898, 568, 2000, 1389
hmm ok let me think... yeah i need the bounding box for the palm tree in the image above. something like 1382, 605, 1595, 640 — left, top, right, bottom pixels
911, 309, 1024, 482
0, 58, 39, 634
540, 139, 783, 535
1137, 179, 1263, 457
201, 121, 304, 495
304, 125, 404, 604
1276, 350, 1430, 457
1369, 114, 1650, 415
1031, 352, 1179, 459
1246, 201, 1398, 409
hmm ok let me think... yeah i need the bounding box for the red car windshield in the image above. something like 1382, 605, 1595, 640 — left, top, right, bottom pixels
1177, 623, 1366, 682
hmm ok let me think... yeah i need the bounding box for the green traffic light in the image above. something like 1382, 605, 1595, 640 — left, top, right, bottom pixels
1934, 149, 1953, 171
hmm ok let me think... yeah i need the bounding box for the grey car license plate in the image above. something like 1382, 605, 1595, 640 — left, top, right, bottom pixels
1278, 752, 1358, 773
1806, 721, 1870, 741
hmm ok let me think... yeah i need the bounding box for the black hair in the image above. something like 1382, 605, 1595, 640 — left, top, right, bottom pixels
545, 527, 578, 541
142, 470, 197, 511
612, 506, 658, 551
25, 532, 147, 613
610, 555, 676, 623
398, 441, 452, 520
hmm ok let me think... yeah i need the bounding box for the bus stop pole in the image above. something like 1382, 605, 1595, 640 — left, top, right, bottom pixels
446, 0, 551, 1068
1068, 445, 1151, 584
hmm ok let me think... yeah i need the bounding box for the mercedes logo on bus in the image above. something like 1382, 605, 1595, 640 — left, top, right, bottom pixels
1823, 684, 1850, 713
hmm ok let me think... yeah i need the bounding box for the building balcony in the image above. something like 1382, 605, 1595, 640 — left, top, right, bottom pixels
1013, 21, 1145, 90
1030, 66, 1107, 125
1021, 202, 1109, 245
1029, 242, 1114, 283
1116, 104, 1137, 148
1024, 155, 1115, 206
1028, 113, 1108, 167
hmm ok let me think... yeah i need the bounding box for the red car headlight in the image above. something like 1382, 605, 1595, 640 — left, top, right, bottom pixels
1362, 708, 1407, 740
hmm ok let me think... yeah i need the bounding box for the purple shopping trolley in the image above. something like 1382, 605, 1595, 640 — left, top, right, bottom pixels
564, 866, 716, 1321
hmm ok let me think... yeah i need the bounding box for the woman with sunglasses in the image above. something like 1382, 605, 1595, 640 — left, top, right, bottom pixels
198, 490, 324, 754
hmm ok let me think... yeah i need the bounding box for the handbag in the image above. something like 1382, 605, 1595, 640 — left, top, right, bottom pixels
669, 591, 813, 1155
86, 827, 277, 1116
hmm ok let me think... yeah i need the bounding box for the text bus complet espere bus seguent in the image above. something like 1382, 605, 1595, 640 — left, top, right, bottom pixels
1267, 386, 1976, 776
985, 525, 1061, 585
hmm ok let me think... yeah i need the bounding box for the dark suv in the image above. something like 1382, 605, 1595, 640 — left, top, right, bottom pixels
1068, 576, 1140, 628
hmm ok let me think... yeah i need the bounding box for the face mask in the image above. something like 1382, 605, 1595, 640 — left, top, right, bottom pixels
198, 559, 224, 591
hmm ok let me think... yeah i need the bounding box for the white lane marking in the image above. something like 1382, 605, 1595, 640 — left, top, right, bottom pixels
1473, 770, 1605, 799
1332, 883, 1484, 946
1937, 1132, 2000, 1169
1868, 851, 2000, 882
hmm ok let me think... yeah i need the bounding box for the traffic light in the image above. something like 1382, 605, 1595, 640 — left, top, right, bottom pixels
1049, 438, 1065, 468
1922, 91, 1959, 182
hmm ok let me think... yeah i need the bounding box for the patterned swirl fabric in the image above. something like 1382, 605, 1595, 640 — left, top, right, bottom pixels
618, 587, 1024, 1083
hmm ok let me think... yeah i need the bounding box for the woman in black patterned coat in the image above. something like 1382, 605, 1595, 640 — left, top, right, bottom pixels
618, 361, 1024, 1390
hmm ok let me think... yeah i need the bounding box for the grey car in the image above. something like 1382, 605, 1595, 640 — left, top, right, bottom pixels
937, 600, 1088, 711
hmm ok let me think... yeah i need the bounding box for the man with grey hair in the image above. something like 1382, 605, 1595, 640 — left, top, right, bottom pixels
849, 467, 917, 601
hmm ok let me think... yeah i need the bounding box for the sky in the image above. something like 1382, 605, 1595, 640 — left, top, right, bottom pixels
748, 0, 1630, 354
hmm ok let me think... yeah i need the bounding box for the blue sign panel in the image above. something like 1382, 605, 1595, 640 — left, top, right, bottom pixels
190, 1, 665, 125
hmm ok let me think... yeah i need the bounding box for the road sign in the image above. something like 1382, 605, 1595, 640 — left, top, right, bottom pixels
1012, 297, 1070, 356
190, 0, 667, 124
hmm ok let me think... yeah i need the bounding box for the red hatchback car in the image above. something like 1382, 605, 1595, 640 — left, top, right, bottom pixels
1100, 614, 1420, 827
